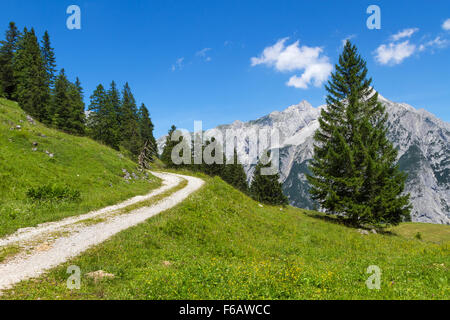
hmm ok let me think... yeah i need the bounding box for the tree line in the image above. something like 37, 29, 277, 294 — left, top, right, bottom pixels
161, 127, 288, 206
87, 81, 156, 159
0, 22, 84, 134
0, 22, 156, 160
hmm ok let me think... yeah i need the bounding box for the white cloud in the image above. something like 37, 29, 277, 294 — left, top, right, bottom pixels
443, 18, 450, 31
196, 48, 212, 62
196, 48, 211, 57
375, 26, 449, 65
390, 28, 419, 41
286, 64, 333, 89
375, 41, 416, 65
171, 57, 184, 71
251, 38, 333, 89
419, 36, 449, 51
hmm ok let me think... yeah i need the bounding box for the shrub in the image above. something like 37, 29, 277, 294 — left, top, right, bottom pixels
26, 184, 81, 202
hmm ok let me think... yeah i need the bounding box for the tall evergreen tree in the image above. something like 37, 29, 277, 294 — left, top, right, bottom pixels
104, 81, 121, 149
13, 28, 49, 121
119, 82, 141, 156
67, 77, 85, 135
0, 22, 21, 99
224, 148, 249, 193
307, 41, 410, 226
40, 30, 56, 88
51, 69, 72, 131
250, 157, 288, 206
87, 83, 118, 147
201, 138, 225, 177
74, 77, 83, 96
87, 84, 106, 140
161, 125, 178, 167
138, 103, 157, 159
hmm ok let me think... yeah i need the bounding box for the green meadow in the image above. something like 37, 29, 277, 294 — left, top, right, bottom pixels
2, 174, 448, 300
0, 98, 160, 237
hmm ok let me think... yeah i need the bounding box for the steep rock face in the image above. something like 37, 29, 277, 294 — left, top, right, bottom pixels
157, 95, 450, 224
381, 96, 450, 224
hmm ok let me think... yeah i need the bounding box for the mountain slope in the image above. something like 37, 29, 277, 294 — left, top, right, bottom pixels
158, 95, 450, 224
0, 98, 160, 237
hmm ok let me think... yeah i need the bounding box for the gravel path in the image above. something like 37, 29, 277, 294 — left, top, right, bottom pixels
0, 171, 204, 292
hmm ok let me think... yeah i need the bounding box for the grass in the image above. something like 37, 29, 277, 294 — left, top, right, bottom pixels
0, 245, 21, 263
2, 174, 448, 300
72, 178, 188, 227
116, 178, 188, 215
389, 223, 450, 244
0, 98, 161, 237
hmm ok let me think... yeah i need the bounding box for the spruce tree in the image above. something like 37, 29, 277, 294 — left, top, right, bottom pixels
250, 157, 288, 206
202, 138, 225, 177
40, 30, 57, 88
161, 125, 178, 167
87, 83, 119, 147
119, 83, 141, 156
74, 77, 82, 94
13, 28, 50, 121
307, 41, 410, 226
0, 22, 21, 99
51, 69, 72, 131
87, 84, 106, 141
106, 81, 121, 148
67, 77, 85, 135
224, 148, 249, 193
138, 103, 157, 159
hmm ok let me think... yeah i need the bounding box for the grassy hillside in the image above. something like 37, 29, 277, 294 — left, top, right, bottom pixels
389, 222, 450, 244
3, 172, 448, 300
0, 98, 160, 237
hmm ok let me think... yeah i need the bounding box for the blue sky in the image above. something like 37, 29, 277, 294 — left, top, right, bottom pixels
1, 0, 449, 137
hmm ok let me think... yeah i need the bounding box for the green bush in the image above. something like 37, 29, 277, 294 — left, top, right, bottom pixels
26, 184, 81, 202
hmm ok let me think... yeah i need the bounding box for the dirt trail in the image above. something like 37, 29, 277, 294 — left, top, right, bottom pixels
0, 171, 204, 292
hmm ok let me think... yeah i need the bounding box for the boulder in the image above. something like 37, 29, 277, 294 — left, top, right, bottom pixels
26, 115, 36, 125
357, 229, 369, 235
85, 270, 115, 282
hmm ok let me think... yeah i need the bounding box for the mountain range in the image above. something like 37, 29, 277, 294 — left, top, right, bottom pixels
158, 94, 450, 224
